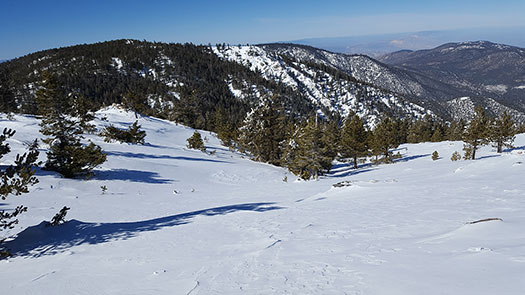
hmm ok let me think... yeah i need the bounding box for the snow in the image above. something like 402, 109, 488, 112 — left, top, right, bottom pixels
111, 57, 124, 70
2, 107, 525, 294
484, 84, 508, 94
213, 45, 431, 125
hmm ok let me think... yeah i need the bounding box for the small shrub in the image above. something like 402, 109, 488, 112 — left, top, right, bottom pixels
100, 185, 107, 195
451, 151, 461, 161
187, 131, 205, 151
432, 151, 439, 161
48, 206, 70, 226
463, 145, 473, 160
100, 120, 146, 144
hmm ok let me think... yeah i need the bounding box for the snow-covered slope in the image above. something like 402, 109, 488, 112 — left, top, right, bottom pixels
214, 45, 433, 125
447, 96, 525, 122
2, 108, 525, 294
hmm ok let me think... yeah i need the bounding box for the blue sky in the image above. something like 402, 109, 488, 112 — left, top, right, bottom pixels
1, 0, 525, 59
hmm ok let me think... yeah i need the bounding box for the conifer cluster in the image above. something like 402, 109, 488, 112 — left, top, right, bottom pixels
36, 71, 106, 178
101, 120, 146, 144
0, 128, 39, 231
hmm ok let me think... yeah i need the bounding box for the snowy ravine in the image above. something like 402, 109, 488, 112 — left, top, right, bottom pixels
1, 107, 525, 294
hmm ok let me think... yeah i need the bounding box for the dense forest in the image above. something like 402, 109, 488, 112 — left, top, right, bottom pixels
0, 40, 317, 131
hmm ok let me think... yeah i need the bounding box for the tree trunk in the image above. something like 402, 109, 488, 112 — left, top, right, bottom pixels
353, 155, 358, 169
497, 141, 503, 153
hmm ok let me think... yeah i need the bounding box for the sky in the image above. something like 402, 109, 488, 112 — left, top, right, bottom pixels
1, 0, 525, 60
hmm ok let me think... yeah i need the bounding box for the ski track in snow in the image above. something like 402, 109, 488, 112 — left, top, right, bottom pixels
1, 107, 525, 294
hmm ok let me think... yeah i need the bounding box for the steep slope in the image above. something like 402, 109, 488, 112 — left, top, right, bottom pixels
379, 41, 525, 112
0, 40, 315, 128
214, 45, 433, 124
1, 108, 525, 294
259, 43, 465, 103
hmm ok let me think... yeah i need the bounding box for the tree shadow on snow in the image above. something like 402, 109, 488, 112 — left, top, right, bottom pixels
2, 202, 284, 258
393, 154, 430, 163
105, 151, 229, 163
503, 145, 525, 153
91, 169, 173, 184
327, 162, 375, 178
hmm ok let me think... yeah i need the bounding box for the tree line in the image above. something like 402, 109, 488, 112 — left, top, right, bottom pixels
227, 97, 521, 180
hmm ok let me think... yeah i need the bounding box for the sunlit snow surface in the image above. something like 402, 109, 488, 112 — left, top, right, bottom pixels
1, 107, 525, 294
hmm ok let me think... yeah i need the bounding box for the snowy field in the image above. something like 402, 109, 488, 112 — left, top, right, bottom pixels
1, 107, 525, 294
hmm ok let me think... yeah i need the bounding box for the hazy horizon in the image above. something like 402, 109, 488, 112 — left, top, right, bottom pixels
2, 0, 525, 59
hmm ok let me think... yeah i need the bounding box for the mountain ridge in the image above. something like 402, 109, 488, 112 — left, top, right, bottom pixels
1, 39, 524, 124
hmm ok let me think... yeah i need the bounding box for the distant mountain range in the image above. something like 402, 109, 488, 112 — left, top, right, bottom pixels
1, 39, 524, 125
379, 41, 525, 114
289, 27, 525, 57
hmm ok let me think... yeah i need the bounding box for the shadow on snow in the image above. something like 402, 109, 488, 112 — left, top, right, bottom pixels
503, 145, 525, 153
90, 169, 173, 184
2, 202, 284, 258
105, 151, 229, 163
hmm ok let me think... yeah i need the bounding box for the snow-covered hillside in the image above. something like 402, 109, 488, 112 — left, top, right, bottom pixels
214, 45, 432, 125
2, 108, 525, 294
447, 96, 525, 122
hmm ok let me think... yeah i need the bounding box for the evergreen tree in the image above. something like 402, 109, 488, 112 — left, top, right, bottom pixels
446, 119, 466, 141
1, 129, 39, 231
238, 97, 287, 165
214, 107, 236, 147
186, 131, 205, 151
0, 68, 17, 114
319, 120, 340, 171
127, 120, 146, 144
289, 118, 332, 180
463, 105, 490, 160
340, 114, 368, 169
489, 111, 515, 153
71, 92, 96, 133
431, 151, 439, 160
122, 91, 148, 118
430, 123, 445, 142
100, 120, 146, 144
369, 116, 399, 162
407, 116, 433, 143
37, 71, 106, 178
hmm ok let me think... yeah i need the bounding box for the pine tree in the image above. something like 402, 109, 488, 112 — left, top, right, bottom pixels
122, 91, 148, 118
1, 129, 39, 231
369, 116, 399, 162
100, 121, 146, 144
289, 118, 333, 180
431, 151, 439, 160
238, 97, 286, 165
127, 120, 146, 144
319, 120, 340, 171
489, 111, 515, 153
214, 107, 236, 147
463, 105, 490, 160
71, 92, 96, 133
446, 119, 466, 141
187, 131, 205, 151
0, 68, 17, 114
37, 71, 106, 178
340, 114, 368, 169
